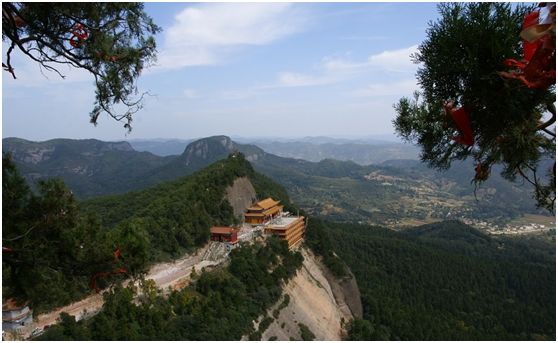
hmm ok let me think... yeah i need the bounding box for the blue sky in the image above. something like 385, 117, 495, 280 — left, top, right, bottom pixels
2, 2, 440, 141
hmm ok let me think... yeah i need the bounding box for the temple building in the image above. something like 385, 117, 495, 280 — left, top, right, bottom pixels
210, 227, 238, 245
2, 299, 32, 331
244, 198, 283, 225
265, 216, 305, 248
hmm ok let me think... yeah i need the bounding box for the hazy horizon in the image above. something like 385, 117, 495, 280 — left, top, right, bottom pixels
3, 132, 406, 144
3, 3, 439, 142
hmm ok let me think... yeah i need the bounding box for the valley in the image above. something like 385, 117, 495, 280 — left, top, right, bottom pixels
2, 142, 554, 341
2, 2, 555, 341
3, 136, 551, 231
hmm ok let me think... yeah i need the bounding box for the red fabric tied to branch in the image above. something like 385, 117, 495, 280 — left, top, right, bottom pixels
522, 11, 542, 61
444, 102, 474, 146
90, 268, 128, 293
500, 4, 556, 89
451, 107, 474, 146
69, 23, 88, 48
114, 247, 122, 262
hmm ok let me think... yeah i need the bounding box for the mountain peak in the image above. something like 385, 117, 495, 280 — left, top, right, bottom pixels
179, 136, 265, 166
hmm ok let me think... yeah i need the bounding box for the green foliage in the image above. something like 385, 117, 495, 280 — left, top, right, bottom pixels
249, 316, 274, 341
304, 218, 348, 278
2, 3, 160, 130
298, 323, 316, 341
393, 2, 555, 211
2, 138, 173, 199
37, 240, 304, 340
3, 154, 115, 312
308, 220, 555, 340
4, 136, 544, 224
109, 219, 151, 274
5, 153, 296, 315
273, 294, 290, 319
82, 154, 261, 261
3, 153, 155, 312
256, 151, 545, 225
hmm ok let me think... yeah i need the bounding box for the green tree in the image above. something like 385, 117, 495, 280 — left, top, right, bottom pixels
393, 2, 555, 211
2, 3, 160, 131
110, 218, 151, 275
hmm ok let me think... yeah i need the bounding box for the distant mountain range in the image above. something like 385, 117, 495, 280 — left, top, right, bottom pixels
3, 137, 173, 198
242, 140, 419, 165
125, 137, 419, 165
3, 135, 546, 224
127, 138, 194, 156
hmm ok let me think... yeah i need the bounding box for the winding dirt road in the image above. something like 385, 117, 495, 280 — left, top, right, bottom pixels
8, 243, 217, 340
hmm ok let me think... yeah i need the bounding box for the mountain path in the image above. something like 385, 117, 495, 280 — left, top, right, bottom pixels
10, 243, 215, 340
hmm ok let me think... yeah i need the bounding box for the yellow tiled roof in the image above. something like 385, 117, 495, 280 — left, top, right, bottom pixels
255, 198, 280, 210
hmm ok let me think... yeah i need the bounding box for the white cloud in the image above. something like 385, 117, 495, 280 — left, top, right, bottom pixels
351, 79, 419, 97
274, 45, 419, 88
324, 45, 419, 73
218, 45, 420, 100
367, 45, 419, 72
155, 3, 306, 70
277, 72, 333, 87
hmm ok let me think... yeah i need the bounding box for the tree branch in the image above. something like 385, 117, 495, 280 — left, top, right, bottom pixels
4, 223, 39, 242
516, 165, 537, 187
538, 103, 556, 131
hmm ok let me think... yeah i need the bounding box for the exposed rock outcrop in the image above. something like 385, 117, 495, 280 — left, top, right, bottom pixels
225, 177, 257, 218
319, 256, 363, 319
254, 248, 359, 341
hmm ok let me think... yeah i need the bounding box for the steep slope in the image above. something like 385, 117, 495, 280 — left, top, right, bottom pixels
225, 177, 257, 218
3, 152, 295, 315
143, 135, 265, 183
81, 154, 293, 262
255, 248, 361, 341
35, 238, 306, 341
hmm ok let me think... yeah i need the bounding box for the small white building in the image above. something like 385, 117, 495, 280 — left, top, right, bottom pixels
2, 298, 33, 331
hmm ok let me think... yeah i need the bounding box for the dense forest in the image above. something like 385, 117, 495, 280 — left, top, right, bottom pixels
2, 152, 294, 313
4, 149, 555, 341
37, 238, 303, 340
306, 219, 555, 340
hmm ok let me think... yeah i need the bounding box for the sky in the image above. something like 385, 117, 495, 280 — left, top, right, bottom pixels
2, 2, 441, 142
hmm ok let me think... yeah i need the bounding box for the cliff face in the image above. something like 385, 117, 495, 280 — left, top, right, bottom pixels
3, 138, 135, 164
251, 247, 362, 341
225, 177, 257, 218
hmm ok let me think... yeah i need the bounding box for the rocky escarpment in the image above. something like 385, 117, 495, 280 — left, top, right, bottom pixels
3, 138, 135, 164
179, 135, 265, 167
247, 248, 362, 341
225, 177, 257, 218
181, 136, 235, 166
320, 254, 363, 319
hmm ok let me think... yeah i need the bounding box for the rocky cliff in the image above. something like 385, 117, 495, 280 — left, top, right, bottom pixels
247, 247, 362, 341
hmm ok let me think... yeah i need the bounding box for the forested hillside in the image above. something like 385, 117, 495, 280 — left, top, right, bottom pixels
36, 238, 303, 340
3, 153, 293, 313
306, 220, 555, 340
2, 137, 174, 198
4, 136, 545, 226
